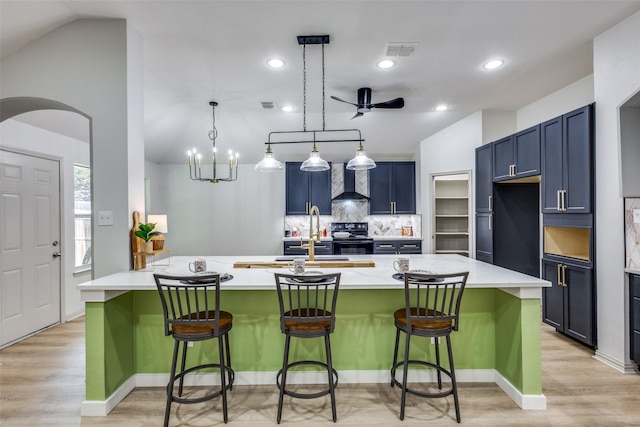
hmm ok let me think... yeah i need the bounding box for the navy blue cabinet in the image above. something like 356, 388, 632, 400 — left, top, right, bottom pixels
285, 162, 332, 215
369, 162, 416, 214
492, 125, 540, 182
475, 212, 493, 264
541, 105, 593, 214
475, 144, 493, 213
283, 240, 332, 256
542, 256, 595, 346
373, 239, 422, 254
631, 274, 640, 366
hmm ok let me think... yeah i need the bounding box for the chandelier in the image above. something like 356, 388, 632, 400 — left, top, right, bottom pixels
187, 101, 238, 183
255, 35, 376, 173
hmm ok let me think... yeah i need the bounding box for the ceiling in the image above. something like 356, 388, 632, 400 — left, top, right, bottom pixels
2, 1, 640, 165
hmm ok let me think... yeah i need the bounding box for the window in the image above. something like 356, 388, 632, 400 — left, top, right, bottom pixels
74, 164, 91, 270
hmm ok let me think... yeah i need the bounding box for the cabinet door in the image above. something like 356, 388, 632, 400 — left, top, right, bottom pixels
392, 162, 416, 214
312, 241, 333, 255
632, 275, 640, 365
475, 213, 493, 263
563, 105, 592, 214
398, 240, 422, 254
563, 261, 594, 345
492, 135, 514, 182
542, 258, 564, 330
285, 162, 309, 215
373, 240, 398, 254
309, 166, 332, 215
541, 116, 564, 213
283, 241, 307, 255
475, 144, 493, 212
369, 162, 393, 214
513, 125, 540, 178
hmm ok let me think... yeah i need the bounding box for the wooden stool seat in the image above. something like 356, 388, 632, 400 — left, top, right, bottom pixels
284, 309, 332, 332
172, 311, 233, 336
393, 308, 452, 331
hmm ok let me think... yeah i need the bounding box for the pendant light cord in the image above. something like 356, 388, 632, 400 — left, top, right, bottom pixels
322, 43, 326, 131
303, 44, 307, 132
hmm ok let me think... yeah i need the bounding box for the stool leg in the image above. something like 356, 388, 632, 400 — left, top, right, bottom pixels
325, 334, 337, 422
400, 332, 411, 421
435, 336, 442, 389
446, 335, 461, 423
224, 333, 233, 390
165, 340, 180, 427
277, 334, 291, 424
178, 341, 188, 397
218, 335, 229, 423
391, 328, 401, 387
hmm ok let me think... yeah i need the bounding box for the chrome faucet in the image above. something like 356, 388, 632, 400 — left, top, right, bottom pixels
301, 205, 322, 261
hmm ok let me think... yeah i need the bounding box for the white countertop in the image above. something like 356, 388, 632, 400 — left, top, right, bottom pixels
626, 268, 640, 275
78, 254, 550, 302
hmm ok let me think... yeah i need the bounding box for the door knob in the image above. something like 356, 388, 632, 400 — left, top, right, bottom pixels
52, 240, 59, 246
53, 252, 61, 258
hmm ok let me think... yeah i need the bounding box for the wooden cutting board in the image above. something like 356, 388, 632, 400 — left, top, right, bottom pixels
233, 260, 376, 268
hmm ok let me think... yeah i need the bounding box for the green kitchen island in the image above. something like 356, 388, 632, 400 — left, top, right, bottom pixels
77, 254, 550, 415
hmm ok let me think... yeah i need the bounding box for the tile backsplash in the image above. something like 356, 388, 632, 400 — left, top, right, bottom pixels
625, 198, 640, 269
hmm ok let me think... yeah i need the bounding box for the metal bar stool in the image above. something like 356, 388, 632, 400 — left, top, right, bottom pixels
154, 273, 235, 426
390, 271, 468, 422
274, 272, 341, 423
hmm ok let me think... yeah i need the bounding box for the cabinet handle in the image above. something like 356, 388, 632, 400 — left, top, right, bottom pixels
488, 195, 492, 211
379, 244, 394, 248
561, 190, 567, 212
562, 265, 567, 287
290, 245, 304, 249
392, 201, 397, 214
488, 213, 492, 230
556, 190, 561, 212
403, 244, 418, 248
557, 264, 563, 286
316, 245, 328, 249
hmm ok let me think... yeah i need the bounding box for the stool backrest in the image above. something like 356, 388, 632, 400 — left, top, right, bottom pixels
403, 271, 469, 332
274, 272, 341, 335
153, 273, 222, 337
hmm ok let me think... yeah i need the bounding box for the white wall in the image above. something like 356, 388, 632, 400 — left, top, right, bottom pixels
0, 19, 144, 278
150, 163, 286, 256
0, 119, 90, 320
593, 10, 640, 371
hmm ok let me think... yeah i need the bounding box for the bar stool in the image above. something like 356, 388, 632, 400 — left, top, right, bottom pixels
390, 271, 468, 422
154, 273, 234, 426
274, 272, 341, 423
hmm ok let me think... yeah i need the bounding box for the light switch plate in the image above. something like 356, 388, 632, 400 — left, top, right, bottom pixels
98, 210, 114, 226
633, 209, 640, 224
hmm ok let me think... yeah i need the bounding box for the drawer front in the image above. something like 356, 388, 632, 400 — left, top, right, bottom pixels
283, 242, 307, 255
398, 241, 422, 254
313, 243, 333, 255
374, 241, 398, 254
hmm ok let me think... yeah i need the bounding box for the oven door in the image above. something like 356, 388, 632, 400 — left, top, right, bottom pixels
333, 240, 374, 255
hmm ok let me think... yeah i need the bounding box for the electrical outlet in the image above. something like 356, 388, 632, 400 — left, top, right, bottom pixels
97, 210, 114, 226
633, 209, 640, 224
187, 341, 194, 347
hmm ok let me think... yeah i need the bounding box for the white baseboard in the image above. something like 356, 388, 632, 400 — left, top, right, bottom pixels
593, 350, 630, 373
81, 368, 545, 416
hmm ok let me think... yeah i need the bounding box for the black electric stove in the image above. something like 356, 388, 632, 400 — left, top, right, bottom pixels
331, 222, 374, 255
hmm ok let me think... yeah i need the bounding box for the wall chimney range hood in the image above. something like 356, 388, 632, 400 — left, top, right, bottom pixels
332, 165, 369, 201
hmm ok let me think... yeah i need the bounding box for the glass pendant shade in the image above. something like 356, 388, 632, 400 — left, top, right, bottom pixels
255, 146, 284, 172
300, 145, 330, 172
346, 144, 377, 170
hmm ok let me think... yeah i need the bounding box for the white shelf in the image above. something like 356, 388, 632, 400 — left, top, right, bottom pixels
435, 232, 469, 236
433, 175, 470, 256
435, 214, 468, 218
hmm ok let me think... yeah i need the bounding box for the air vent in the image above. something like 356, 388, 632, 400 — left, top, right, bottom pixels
385, 42, 418, 57
261, 101, 276, 109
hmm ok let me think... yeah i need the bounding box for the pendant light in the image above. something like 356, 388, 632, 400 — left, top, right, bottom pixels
254, 144, 284, 172
346, 143, 376, 170
300, 143, 330, 171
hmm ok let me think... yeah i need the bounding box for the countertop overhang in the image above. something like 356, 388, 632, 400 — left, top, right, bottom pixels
78, 254, 550, 302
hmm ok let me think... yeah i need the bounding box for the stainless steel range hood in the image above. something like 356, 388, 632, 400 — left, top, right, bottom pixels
332, 165, 369, 201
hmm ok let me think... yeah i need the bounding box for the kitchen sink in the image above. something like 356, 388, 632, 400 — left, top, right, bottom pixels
274, 256, 350, 262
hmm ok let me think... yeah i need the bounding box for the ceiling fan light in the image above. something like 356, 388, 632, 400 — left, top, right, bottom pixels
300, 146, 330, 172
255, 146, 284, 172
346, 144, 377, 170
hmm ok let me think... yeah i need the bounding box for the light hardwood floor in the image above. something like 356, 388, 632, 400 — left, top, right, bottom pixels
1, 317, 639, 426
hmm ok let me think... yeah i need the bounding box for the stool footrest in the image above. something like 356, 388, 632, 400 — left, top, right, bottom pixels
169, 363, 235, 405
277, 360, 338, 400
390, 360, 454, 399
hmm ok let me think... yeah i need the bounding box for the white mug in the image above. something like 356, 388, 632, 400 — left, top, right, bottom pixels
393, 257, 410, 274
189, 259, 207, 273
288, 257, 305, 274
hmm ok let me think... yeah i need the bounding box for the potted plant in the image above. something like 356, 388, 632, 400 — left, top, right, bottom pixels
135, 223, 161, 253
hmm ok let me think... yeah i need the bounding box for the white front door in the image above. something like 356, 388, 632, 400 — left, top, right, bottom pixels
0, 149, 61, 347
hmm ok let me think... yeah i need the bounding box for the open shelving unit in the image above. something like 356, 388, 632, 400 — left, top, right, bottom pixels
433, 174, 470, 256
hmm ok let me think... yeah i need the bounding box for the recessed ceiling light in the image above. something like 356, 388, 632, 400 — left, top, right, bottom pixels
483, 59, 505, 70
281, 105, 295, 112
267, 58, 285, 69
435, 104, 449, 111
377, 59, 395, 69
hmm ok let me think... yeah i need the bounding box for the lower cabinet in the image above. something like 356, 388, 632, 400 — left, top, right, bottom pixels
542, 256, 595, 346
283, 241, 332, 256
631, 274, 640, 366
373, 240, 422, 255
475, 213, 493, 263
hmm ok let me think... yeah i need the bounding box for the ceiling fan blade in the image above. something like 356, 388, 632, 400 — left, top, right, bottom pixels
372, 97, 405, 109
351, 111, 364, 119
331, 95, 357, 106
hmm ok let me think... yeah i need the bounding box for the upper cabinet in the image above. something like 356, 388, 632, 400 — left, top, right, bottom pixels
541, 104, 594, 214
492, 125, 541, 182
369, 162, 416, 214
285, 162, 332, 215
475, 143, 493, 213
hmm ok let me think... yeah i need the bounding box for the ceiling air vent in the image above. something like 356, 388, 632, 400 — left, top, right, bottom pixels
261, 101, 276, 109
385, 42, 418, 57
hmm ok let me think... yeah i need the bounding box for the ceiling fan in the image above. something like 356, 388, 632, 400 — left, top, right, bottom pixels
331, 87, 404, 119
